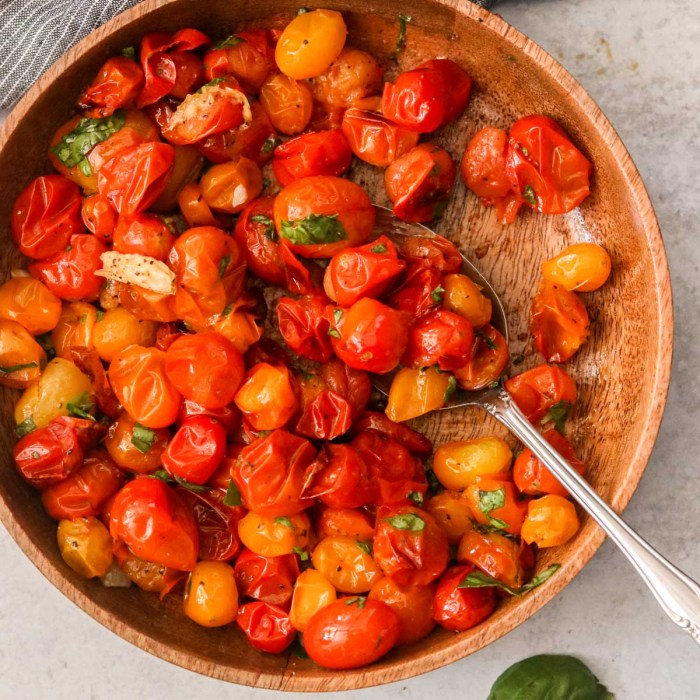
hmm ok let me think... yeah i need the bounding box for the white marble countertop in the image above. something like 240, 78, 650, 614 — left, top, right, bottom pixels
1, 0, 699, 697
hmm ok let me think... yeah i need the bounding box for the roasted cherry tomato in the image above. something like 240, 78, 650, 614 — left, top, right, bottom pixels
164, 331, 245, 409
178, 398, 241, 436
295, 385, 354, 441
113, 213, 175, 260
303, 597, 400, 670
238, 511, 311, 557
272, 130, 352, 186
183, 560, 238, 627
81, 194, 118, 241
505, 364, 577, 423
432, 436, 512, 490
393, 233, 462, 274
542, 242, 612, 292
109, 478, 199, 570
323, 236, 405, 307
461, 126, 512, 200
0, 319, 46, 389
373, 506, 449, 586
310, 47, 383, 107
442, 273, 492, 328
162, 415, 226, 485
199, 158, 263, 214
232, 429, 315, 517
425, 491, 474, 545
273, 176, 375, 258
233, 363, 298, 431
530, 279, 590, 362
177, 182, 221, 228
93, 307, 159, 363
433, 565, 497, 631
51, 301, 97, 360
514, 428, 586, 497
453, 324, 509, 391
318, 359, 372, 418
385, 144, 457, 222
351, 410, 433, 459
236, 601, 296, 654
328, 297, 410, 374
382, 58, 472, 133
341, 107, 419, 167
11, 175, 85, 259
259, 73, 313, 135
277, 293, 333, 362
311, 536, 382, 594
234, 549, 300, 607
109, 345, 182, 428
463, 477, 528, 537
506, 115, 592, 215
0, 277, 62, 335
521, 494, 580, 548
57, 516, 113, 578
203, 30, 275, 91
403, 309, 474, 371
289, 568, 337, 632
388, 264, 443, 318
104, 411, 170, 473
385, 366, 452, 422
315, 507, 374, 541
78, 56, 144, 116
211, 294, 264, 354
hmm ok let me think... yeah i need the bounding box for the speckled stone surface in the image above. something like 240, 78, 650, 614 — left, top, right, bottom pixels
0, 0, 698, 697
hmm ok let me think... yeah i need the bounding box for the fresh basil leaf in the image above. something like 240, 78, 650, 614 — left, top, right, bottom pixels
51, 111, 125, 174
15, 416, 36, 438
261, 135, 279, 154
121, 46, 136, 59
292, 546, 309, 561
223, 479, 242, 506
131, 422, 156, 454
407, 491, 424, 506
222, 303, 233, 317
478, 487, 509, 529
385, 512, 426, 532
0, 362, 38, 374
371, 243, 387, 254
487, 654, 614, 700
344, 596, 366, 608
355, 540, 372, 555
396, 13, 412, 52
280, 213, 348, 246
458, 564, 560, 596
172, 475, 211, 493
431, 285, 445, 303
251, 214, 276, 241
542, 400, 572, 434
214, 34, 244, 49
152, 469, 174, 483
522, 185, 537, 207
443, 375, 457, 403
275, 516, 295, 530
476, 330, 497, 351
328, 327, 341, 339
67, 392, 95, 420
218, 255, 230, 278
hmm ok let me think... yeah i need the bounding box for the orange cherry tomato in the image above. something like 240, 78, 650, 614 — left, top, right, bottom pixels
57, 516, 114, 579
177, 182, 221, 228
310, 48, 383, 108
463, 477, 528, 537
341, 107, 419, 167
425, 491, 474, 545
149, 144, 204, 214
505, 363, 577, 423
0, 318, 45, 389
104, 411, 170, 473
210, 294, 263, 354
385, 366, 451, 423
118, 283, 178, 323
51, 301, 97, 360
113, 213, 175, 261
199, 157, 263, 213
237, 511, 310, 557
442, 273, 492, 328
530, 279, 590, 362
164, 331, 245, 409
453, 324, 509, 391
78, 56, 144, 117
109, 478, 199, 570
0, 277, 62, 335
461, 126, 512, 200
521, 494, 580, 548
259, 73, 313, 135
311, 535, 382, 593
93, 307, 158, 364
542, 242, 612, 292
203, 30, 275, 91
315, 507, 375, 541
289, 568, 337, 632
234, 549, 300, 608
81, 194, 118, 241
183, 560, 238, 627
233, 363, 299, 431
433, 565, 497, 631
109, 345, 182, 428
432, 436, 512, 491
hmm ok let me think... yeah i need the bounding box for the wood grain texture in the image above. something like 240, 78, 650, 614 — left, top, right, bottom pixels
0, 0, 673, 691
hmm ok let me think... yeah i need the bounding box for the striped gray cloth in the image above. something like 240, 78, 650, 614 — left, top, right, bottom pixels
0, 0, 494, 110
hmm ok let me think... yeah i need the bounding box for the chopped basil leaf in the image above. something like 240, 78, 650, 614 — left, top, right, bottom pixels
31, 451, 40, 459
250, 214, 276, 240
95, 309, 105, 322
275, 516, 295, 530
0, 362, 38, 374
443, 375, 457, 403
51, 111, 125, 174
356, 540, 372, 555
478, 487, 509, 529
199, 77, 228, 91
407, 491, 424, 507
280, 213, 348, 246
426, 468, 443, 496
223, 479, 242, 506
431, 285, 445, 303
477, 330, 497, 351
214, 34, 244, 49
523, 185, 537, 207
458, 564, 560, 596
261, 135, 279, 154
131, 422, 156, 454
172, 474, 211, 493
328, 327, 341, 339
222, 303, 233, 317
385, 512, 426, 532
293, 546, 309, 561
521, 146, 529, 156
152, 469, 173, 483
541, 400, 572, 435
67, 392, 95, 420
218, 255, 230, 278
333, 308, 343, 324
121, 46, 136, 59
396, 13, 412, 52
15, 416, 36, 438
370, 243, 388, 254
344, 596, 366, 608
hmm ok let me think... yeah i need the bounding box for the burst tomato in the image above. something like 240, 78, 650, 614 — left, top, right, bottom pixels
403, 309, 474, 371
234, 549, 300, 607
463, 477, 528, 537
277, 293, 332, 362
453, 324, 509, 391
113, 213, 175, 260
272, 130, 352, 186
104, 411, 170, 474
162, 415, 226, 485
295, 386, 354, 441
505, 363, 577, 423
78, 56, 144, 117
236, 601, 295, 654
199, 158, 263, 214
433, 565, 497, 631
81, 194, 118, 241
387, 264, 443, 318
259, 73, 313, 135
393, 233, 462, 274
318, 359, 372, 418
310, 47, 383, 108
0, 277, 62, 335
233, 363, 298, 431
350, 410, 433, 459
315, 507, 375, 541
461, 126, 512, 200
203, 30, 275, 91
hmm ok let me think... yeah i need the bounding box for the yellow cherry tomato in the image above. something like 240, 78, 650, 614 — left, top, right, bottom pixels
199, 158, 263, 214
51, 302, 97, 360
0, 277, 62, 335
424, 491, 474, 545
309, 47, 383, 108
237, 511, 310, 557
521, 494, 580, 548
385, 366, 451, 422
93, 306, 159, 362
0, 319, 46, 389
541, 242, 612, 292
289, 568, 337, 632
442, 273, 492, 327
311, 535, 381, 594
432, 436, 512, 490
275, 9, 347, 80
183, 561, 239, 627
259, 74, 313, 135
57, 517, 113, 578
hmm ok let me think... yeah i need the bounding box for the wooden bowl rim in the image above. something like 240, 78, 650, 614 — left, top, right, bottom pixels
0, 0, 673, 691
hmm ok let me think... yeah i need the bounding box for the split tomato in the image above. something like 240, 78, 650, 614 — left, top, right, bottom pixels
276, 293, 333, 362
402, 309, 474, 371
433, 565, 497, 631
234, 549, 300, 607
505, 363, 577, 423
235, 602, 295, 654
453, 324, 509, 391
78, 56, 144, 117
203, 30, 275, 92
162, 415, 226, 485
272, 130, 352, 186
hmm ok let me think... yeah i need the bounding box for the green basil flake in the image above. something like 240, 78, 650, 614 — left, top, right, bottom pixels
443, 375, 457, 403
121, 46, 136, 59
396, 13, 412, 52
293, 546, 310, 561
521, 145, 529, 156
218, 255, 230, 278
297, 6, 310, 14
261, 135, 279, 154
522, 185, 537, 207
0, 362, 38, 374
355, 540, 372, 555
15, 416, 36, 438
66, 392, 95, 420
172, 474, 211, 493
426, 468, 443, 496
251, 214, 276, 241
477, 330, 497, 351
370, 243, 387, 254
487, 654, 614, 700
214, 34, 244, 49
333, 308, 343, 324
541, 400, 572, 435
51, 111, 125, 172
223, 479, 242, 506
478, 487, 507, 531
328, 327, 341, 339
95, 309, 105, 322
280, 213, 348, 247
222, 303, 233, 317
344, 596, 366, 608
385, 512, 426, 532
131, 422, 156, 454
407, 491, 424, 507
31, 451, 40, 459
431, 285, 445, 303
152, 469, 174, 483
275, 516, 295, 530
459, 564, 560, 596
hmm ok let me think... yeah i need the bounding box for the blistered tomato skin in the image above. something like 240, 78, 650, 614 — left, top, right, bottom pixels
236, 602, 296, 654
183, 561, 239, 627
433, 565, 497, 631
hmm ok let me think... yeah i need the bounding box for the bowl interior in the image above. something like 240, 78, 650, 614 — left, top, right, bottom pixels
0, 0, 671, 691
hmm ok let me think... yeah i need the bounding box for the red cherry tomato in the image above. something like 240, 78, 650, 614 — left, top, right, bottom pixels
393, 233, 462, 274
388, 264, 443, 318
505, 363, 577, 423
81, 195, 118, 241
113, 213, 176, 261
178, 398, 241, 435
276, 293, 333, 362
350, 411, 433, 459
433, 564, 497, 631
203, 30, 275, 92
164, 332, 245, 409
11, 175, 85, 259
530, 279, 590, 362
162, 415, 226, 485
98, 142, 176, 216
295, 387, 354, 441
109, 478, 199, 571
506, 115, 592, 214
168, 51, 206, 98
373, 505, 449, 586
78, 56, 145, 117
28, 233, 107, 301
328, 298, 410, 374
403, 309, 474, 371
236, 601, 295, 654
454, 324, 509, 391
41, 449, 125, 519
385, 144, 457, 222
232, 429, 316, 517
382, 58, 472, 133
234, 549, 300, 607
272, 130, 353, 186
461, 126, 512, 200
303, 597, 400, 669
318, 359, 372, 418
323, 235, 406, 307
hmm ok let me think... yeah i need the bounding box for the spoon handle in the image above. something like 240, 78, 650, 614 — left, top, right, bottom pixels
482, 388, 700, 645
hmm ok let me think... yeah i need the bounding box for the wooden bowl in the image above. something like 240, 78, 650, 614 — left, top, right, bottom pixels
0, 0, 672, 691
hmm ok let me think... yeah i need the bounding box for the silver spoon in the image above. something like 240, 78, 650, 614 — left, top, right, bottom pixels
372, 205, 700, 644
